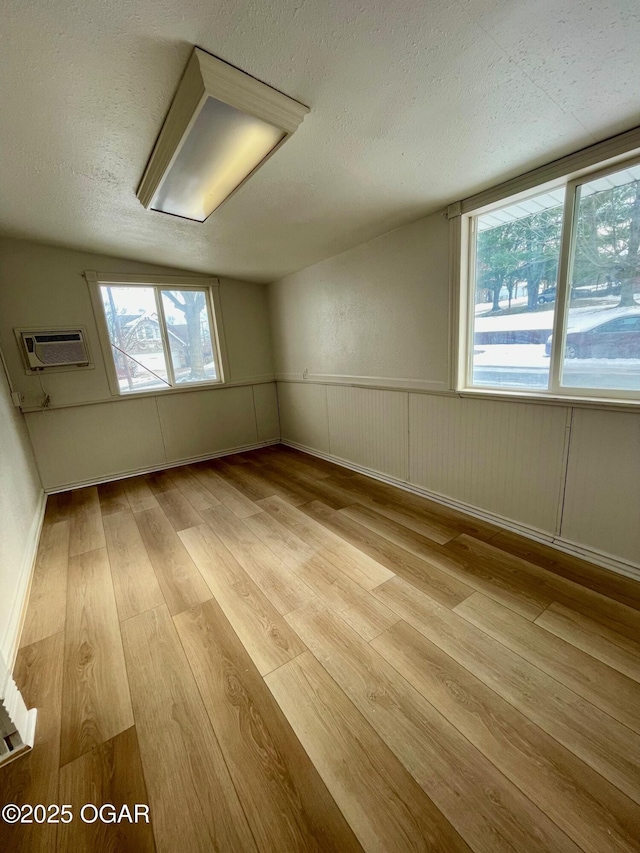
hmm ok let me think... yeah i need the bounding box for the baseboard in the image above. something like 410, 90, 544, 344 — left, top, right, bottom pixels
45, 439, 281, 494
281, 439, 640, 584
549, 537, 640, 583
0, 490, 47, 671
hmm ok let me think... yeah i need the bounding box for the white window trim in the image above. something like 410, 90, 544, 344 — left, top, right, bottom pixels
454, 141, 640, 407
85, 271, 230, 397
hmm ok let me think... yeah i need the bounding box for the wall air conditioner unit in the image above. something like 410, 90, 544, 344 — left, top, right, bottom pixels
15, 327, 92, 372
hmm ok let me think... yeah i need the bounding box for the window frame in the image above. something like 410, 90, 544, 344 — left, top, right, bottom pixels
457, 151, 640, 406
86, 271, 229, 397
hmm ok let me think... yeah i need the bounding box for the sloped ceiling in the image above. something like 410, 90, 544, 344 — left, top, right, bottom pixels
1, 0, 640, 282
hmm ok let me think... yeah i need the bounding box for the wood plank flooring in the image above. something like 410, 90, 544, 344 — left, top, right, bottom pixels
2, 445, 640, 853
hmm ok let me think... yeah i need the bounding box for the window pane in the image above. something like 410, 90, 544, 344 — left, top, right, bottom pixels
100, 286, 170, 393
160, 290, 218, 384
560, 164, 640, 392
471, 190, 564, 389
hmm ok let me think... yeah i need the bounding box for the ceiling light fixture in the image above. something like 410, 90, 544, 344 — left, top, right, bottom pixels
137, 47, 309, 222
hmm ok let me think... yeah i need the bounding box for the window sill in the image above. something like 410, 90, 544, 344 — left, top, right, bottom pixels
458, 387, 640, 413
116, 378, 224, 398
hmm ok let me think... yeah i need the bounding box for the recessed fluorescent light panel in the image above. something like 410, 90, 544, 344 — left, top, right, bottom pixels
137, 47, 309, 222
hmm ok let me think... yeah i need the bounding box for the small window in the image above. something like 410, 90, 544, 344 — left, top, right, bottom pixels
461, 155, 640, 403
87, 274, 225, 395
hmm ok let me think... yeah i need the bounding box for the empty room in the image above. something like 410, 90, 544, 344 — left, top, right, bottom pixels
1, 0, 640, 850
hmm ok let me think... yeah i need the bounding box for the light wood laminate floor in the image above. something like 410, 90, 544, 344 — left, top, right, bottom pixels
2, 445, 640, 852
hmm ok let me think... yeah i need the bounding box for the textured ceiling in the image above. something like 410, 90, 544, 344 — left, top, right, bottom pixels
2, 0, 640, 282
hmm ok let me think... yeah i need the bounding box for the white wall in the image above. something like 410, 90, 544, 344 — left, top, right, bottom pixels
270, 215, 449, 389
269, 212, 640, 573
0, 352, 44, 666
0, 239, 279, 490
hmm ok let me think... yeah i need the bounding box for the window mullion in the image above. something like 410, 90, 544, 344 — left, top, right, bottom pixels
465, 216, 477, 389
549, 184, 578, 394
154, 288, 176, 387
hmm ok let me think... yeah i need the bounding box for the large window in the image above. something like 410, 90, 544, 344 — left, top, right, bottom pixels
463, 156, 640, 401
87, 273, 225, 395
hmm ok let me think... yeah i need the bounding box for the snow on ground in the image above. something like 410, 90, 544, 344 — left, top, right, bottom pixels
473, 344, 640, 370
472, 344, 548, 368
475, 310, 553, 332
472, 295, 640, 388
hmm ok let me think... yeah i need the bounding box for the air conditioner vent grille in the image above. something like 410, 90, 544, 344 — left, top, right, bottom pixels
34, 341, 87, 364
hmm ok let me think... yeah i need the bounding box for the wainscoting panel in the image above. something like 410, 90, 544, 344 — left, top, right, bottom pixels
277, 382, 330, 453
157, 385, 258, 463
408, 394, 570, 534
326, 385, 409, 480
561, 408, 640, 565
25, 397, 166, 491
252, 382, 281, 443
25, 383, 280, 492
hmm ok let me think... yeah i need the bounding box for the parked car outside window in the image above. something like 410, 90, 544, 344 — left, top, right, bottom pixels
537, 287, 556, 304
545, 311, 640, 358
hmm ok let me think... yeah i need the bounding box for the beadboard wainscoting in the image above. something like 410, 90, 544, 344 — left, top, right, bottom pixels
408, 394, 570, 535
327, 385, 409, 481
277, 381, 640, 578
